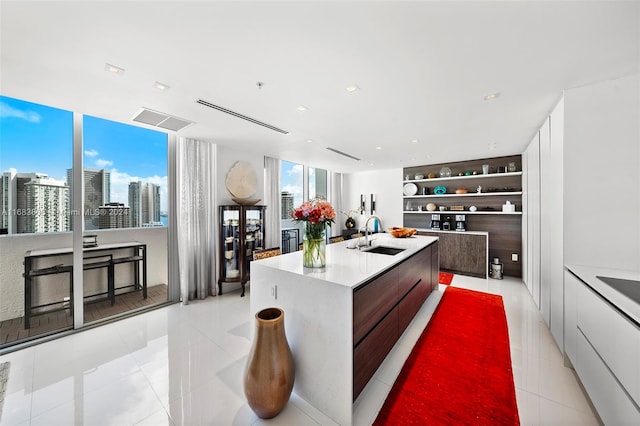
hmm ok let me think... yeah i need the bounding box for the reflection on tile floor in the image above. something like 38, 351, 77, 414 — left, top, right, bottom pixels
0, 276, 600, 425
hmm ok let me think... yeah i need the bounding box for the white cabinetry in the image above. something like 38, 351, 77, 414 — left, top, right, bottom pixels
563, 269, 578, 362
574, 281, 640, 424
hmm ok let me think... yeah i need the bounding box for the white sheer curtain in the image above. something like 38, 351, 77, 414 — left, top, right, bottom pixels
330, 171, 343, 238
264, 156, 281, 249
176, 137, 217, 302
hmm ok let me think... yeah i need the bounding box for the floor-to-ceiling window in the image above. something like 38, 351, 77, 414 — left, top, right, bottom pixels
80, 115, 169, 325
308, 167, 327, 200
0, 96, 171, 349
280, 161, 332, 252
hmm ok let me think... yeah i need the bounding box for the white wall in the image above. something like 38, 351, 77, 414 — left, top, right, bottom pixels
343, 168, 403, 231
0, 227, 168, 321
563, 73, 640, 269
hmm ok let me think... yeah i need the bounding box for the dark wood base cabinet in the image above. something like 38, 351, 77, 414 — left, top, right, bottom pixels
352, 241, 438, 400
421, 231, 487, 278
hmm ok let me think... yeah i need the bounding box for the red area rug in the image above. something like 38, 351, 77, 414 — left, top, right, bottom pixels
373, 287, 520, 425
438, 271, 454, 285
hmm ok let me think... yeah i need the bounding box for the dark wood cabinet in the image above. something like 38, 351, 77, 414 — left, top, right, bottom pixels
421, 231, 487, 278
353, 307, 398, 399
353, 268, 398, 345
352, 243, 438, 400
218, 205, 266, 297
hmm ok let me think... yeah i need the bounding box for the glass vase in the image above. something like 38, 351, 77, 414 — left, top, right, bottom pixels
303, 223, 326, 268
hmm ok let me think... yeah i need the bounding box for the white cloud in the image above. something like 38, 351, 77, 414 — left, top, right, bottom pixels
84, 149, 99, 157
288, 164, 303, 177
0, 101, 41, 122
282, 183, 303, 206
95, 159, 113, 168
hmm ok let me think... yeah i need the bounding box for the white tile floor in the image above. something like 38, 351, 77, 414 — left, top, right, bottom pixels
0, 275, 600, 426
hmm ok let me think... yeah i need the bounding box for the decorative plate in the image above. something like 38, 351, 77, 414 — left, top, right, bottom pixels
403, 183, 418, 196
225, 161, 257, 199
434, 185, 447, 194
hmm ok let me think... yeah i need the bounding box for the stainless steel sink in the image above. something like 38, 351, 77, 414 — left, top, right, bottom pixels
364, 246, 405, 255
597, 276, 640, 304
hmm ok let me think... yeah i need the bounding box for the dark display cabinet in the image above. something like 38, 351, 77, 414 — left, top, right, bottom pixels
218, 205, 266, 296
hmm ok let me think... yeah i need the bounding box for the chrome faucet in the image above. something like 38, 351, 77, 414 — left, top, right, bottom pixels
362, 215, 382, 248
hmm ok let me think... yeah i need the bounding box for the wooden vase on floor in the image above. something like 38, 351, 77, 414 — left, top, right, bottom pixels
244, 307, 295, 419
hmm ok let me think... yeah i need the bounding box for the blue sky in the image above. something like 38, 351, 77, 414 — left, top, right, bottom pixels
0, 95, 168, 211
281, 160, 303, 208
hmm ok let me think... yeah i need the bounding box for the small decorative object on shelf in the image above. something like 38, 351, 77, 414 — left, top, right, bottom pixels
414, 173, 424, 180
455, 187, 468, 194
403, 183, 418, 196
244, 307, 295, 419
508, 162, 517, 172
439, 167, 452, 177
292, 197, 336, 268
427, 172, 438, 179
341, 208, 358, 229
434, 185, 447, 194
427, 203, 437, 211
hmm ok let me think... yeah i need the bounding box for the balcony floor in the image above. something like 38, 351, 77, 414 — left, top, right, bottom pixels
0, 284, 168, 347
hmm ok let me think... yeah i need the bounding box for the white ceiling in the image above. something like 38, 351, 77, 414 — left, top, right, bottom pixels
1, 1, 638, 173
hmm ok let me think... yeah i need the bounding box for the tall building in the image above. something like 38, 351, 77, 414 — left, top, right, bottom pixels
98, 202, 130, 229
1, 171, 69, 234
129, 181, 161, 227
0, 172, 10, 233
281, 191, 294, 219
67, 168, 110, 230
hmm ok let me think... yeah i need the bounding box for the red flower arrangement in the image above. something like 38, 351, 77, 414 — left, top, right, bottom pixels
291, 198, 336, 240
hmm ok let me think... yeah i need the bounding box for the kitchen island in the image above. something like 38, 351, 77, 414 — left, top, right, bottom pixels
250, 234, 439, 425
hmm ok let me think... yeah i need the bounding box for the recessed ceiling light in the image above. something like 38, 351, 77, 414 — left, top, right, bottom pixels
411, 139, 419, 144
488, 142, 497, 150
297, 105, 308, 112
483, 92, 500, 101
152, 82, 170, 91
306, 139, 313, 143
104, 63, 125, 75
376, 146, 382, 150
346, 85, 360, 93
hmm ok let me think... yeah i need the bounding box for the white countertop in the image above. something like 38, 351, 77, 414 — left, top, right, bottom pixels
566, 264, 640, 324
253, 234, 438, 289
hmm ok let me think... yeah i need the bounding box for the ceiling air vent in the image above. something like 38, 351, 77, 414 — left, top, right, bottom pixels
326, 147, 361, 161
195, 98, 289, 134
132, 108, 194, 132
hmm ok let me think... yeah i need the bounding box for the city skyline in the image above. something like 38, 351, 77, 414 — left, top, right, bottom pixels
1, 168, 163, 233
0, 95, 169, 212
